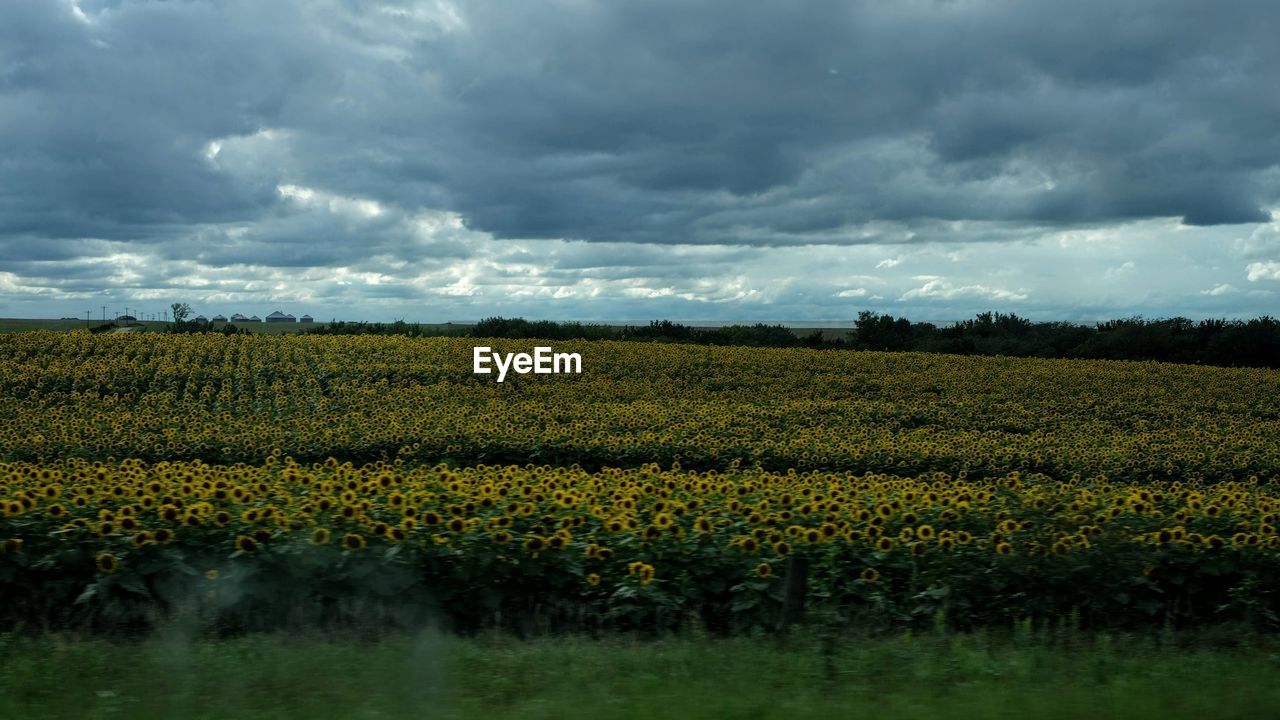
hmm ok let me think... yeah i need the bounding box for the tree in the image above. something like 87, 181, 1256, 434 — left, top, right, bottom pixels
170, 303, 192, 324
852, 311, 915, 351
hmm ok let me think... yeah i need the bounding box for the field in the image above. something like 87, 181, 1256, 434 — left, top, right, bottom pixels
2, 332, 1279, 630
2, 331, 1279, 715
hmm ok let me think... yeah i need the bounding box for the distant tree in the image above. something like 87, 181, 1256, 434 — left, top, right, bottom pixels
852, 311, 915, 351
170, 303, 192, 324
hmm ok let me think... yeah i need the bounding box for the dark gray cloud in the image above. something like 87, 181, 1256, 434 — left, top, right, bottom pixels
1, 0, 1279, 320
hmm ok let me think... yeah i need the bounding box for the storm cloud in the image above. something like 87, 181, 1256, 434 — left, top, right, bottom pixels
1, 0, 1278, 320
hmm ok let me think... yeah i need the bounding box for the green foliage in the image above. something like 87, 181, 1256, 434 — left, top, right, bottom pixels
166, 319, 250, 335
855, 311, 1280, 368
302, 320, 470, 337
4, 632, 1280, 719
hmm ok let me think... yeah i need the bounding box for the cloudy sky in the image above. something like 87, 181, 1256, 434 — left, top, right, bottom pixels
2, 0, 1279, 323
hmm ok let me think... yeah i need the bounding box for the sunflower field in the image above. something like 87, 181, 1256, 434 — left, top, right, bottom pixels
2, 332, 1280, 634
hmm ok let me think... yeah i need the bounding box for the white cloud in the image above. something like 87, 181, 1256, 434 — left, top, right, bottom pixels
899, 278, 1030, 302
875, 258, 901, 269
65, 0, 90, 24
1247, 261, 1280, 282
1233, 210, 1280, 259
835, 288, 868, 298
1103, 261, 1136, 280
1200, 283, 1237, 296
278, 184, 384, 219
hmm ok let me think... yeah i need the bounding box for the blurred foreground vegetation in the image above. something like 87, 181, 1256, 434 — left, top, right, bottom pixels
2, 628, 1279, 720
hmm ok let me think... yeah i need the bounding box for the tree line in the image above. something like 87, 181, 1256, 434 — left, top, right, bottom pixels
848, 311, 1280, 368
293, 312, 1280, 369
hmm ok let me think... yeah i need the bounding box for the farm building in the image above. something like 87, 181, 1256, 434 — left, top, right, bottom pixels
249, 315, 261, 322
265, 310, 295, 323
212, 315, 227, 322
193, 315, 207, 322
299, 315, 314, 323
230, 313, 249, 322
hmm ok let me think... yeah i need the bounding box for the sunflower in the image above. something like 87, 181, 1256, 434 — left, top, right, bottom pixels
95, 553, 118, 574
636, 564, 655, 586
860, 567, 879, 582
205, 569, 220, 581
343, 533, 366, 551
235, 535, 257, 553
755, 563, 772, 579
995, 542, 1013, 555
586, 573, 602, 587
523, 535, 546, 553
311, 527, 331, 545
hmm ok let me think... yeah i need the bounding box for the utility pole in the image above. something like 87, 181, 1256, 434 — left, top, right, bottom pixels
85, 310, 91, 328
101, 305, 107, 323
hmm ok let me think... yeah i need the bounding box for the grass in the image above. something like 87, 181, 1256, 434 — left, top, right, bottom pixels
2, 629, 1278, 719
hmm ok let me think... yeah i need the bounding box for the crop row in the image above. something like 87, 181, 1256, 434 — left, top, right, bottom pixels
1, 333, 1278, 480
3, 458, 1279, 632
